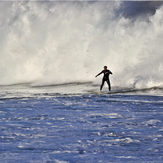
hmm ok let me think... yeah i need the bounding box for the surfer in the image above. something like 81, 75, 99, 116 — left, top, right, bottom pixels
95, 66, 112, 93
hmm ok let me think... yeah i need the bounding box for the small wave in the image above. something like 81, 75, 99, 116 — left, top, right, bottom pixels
31, 81, 93, 87
108, 86, 163, 94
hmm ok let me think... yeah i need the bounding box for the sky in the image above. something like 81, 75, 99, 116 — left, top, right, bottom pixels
122, 1, 163, 18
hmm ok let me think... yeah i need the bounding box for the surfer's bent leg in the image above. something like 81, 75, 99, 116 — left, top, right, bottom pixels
100, 78, 105, 91
106, 79, 111, 91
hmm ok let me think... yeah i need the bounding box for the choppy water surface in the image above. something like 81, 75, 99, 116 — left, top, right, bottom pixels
0, 85, 163, 162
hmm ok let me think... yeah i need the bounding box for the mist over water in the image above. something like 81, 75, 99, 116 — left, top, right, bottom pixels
1, 1, 163, 88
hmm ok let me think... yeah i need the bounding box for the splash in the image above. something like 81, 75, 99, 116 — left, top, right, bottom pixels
0, 1, 163, 88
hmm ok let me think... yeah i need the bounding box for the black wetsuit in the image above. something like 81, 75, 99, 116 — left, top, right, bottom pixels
96, 69, 112, 91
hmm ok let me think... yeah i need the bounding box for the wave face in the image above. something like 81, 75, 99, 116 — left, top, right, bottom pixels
1, 1, 163, 88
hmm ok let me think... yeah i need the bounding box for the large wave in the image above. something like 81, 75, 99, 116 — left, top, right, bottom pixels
0, 1, 163, 88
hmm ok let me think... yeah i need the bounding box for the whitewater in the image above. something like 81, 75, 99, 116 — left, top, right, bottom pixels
0, 1, 163, 163
0, 1, 163, 88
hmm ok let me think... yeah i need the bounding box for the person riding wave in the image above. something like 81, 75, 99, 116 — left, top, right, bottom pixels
95, 66, 113, 93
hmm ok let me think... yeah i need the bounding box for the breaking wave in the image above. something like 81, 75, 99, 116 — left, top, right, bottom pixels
0, 1, 163, 89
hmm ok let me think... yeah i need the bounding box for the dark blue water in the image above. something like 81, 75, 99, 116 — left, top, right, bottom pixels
0, 85, 163, 163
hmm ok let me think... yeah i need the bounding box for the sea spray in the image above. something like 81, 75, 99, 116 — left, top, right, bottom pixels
0, 1, 163, 88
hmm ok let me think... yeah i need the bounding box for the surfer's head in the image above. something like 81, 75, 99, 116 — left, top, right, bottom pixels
104, 66, 107, 70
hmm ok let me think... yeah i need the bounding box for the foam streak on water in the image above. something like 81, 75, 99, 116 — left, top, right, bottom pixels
0, 85, 163, 162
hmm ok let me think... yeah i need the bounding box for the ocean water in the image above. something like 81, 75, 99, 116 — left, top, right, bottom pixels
1, 1, 163, 162
0, 84, 163, 163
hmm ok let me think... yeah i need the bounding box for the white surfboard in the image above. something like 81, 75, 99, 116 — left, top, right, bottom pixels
88, 90, 105, 94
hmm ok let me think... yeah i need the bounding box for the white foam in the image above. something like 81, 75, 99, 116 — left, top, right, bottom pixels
54, 159, 70, 163
146, 119, 161, 125
0, 1, 163, 89
115, 138, 134, 143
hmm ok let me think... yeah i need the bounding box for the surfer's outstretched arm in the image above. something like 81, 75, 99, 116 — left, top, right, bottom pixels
95, 71, 103, 77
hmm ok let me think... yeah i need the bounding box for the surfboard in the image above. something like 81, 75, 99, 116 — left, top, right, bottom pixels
88, 90, 105, 94
89, 90, 131, 95
88, 90, 117, 94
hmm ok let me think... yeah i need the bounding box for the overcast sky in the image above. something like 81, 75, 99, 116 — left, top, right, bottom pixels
121, 1, 163, 18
